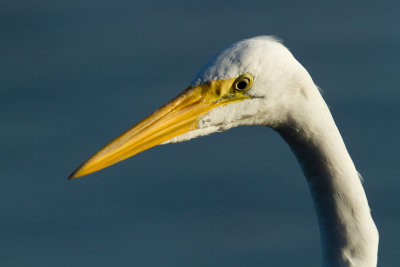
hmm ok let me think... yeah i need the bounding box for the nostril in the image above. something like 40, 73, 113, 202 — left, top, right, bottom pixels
215, 87, 221, 96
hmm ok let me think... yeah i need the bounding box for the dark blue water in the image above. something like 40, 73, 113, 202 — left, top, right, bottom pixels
2, 1, 399, 266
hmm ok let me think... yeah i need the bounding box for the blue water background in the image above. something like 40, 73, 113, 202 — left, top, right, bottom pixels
1, 1, 399, 266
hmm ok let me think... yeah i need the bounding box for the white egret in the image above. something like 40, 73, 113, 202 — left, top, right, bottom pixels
70, 36, 379, 266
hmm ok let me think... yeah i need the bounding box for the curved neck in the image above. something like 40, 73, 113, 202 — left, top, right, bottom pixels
276, 94, 378, 266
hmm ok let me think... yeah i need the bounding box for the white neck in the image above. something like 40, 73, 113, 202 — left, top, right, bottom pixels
276, 91, 378, 266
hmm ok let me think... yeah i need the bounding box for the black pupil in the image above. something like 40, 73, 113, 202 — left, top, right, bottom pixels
237, 80, 248, 90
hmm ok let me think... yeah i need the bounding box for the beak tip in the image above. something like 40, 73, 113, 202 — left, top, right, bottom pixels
68, 168, 83, 180
68, 173, 77, 180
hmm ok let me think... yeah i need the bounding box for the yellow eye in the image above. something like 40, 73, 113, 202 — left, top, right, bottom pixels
233, 73, 253, 92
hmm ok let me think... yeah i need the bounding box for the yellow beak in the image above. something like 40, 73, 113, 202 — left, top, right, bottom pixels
69, 77, 250, 179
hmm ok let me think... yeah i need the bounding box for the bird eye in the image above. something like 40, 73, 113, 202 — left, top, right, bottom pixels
233, 73, 253, 92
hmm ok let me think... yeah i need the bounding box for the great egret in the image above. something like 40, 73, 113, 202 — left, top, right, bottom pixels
70, 36, 379, 266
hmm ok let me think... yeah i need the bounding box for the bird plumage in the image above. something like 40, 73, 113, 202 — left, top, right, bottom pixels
70, 36, 379, 266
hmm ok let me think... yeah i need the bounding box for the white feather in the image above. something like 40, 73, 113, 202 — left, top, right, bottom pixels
164, 36, 378, 266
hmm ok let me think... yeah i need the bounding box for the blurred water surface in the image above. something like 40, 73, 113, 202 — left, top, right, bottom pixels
1, 1, 399, 266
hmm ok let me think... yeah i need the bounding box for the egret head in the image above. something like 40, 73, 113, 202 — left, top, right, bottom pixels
169, 36, 315, 143
70, 36, 314, 179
